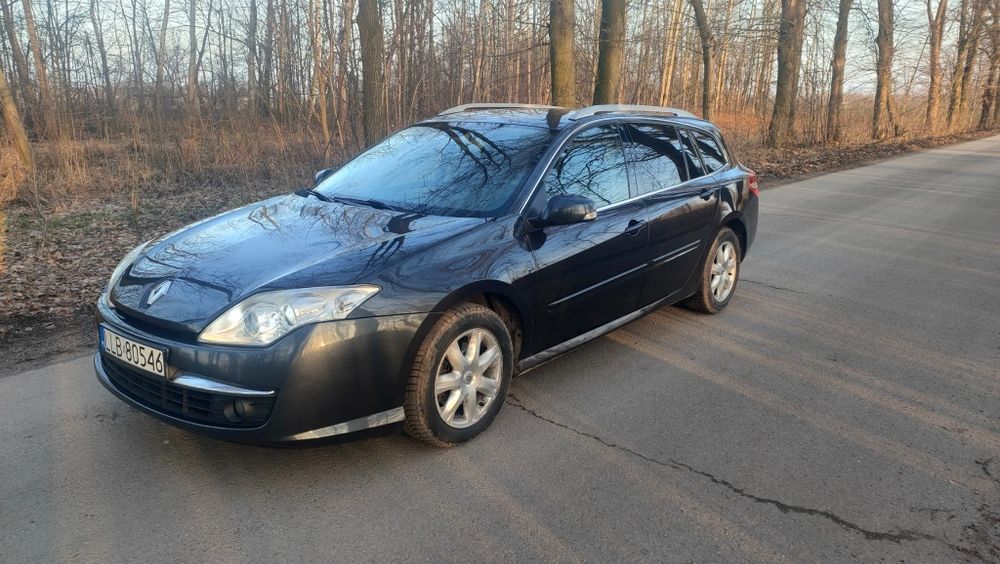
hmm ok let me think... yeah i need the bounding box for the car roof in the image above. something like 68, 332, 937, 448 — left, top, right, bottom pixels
415, 107, 720, 135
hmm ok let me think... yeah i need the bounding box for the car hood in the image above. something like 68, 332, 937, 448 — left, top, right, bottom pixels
111, 194, 483, 331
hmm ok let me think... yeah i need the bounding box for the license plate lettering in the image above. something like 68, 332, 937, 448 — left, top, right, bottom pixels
101, 327, 167, 378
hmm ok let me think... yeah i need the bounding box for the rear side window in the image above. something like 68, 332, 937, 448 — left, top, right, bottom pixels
543, 125, 630, 207
679, 130, 707, 179
621, 123, 688, 194
690, 131, 727, 172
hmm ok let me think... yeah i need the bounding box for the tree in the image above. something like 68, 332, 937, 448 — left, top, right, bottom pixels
688, 0, 715, 120
549, 0, 575, 106
89, 0, 115, 116
826, 0, 853, 142
593, 0, 626, 104
925, 0, 947, 130
947, 0, 987, 127
658, 0, 685, 106
357, 0, 387, 145
980, 0, 1000, 128
872, 0, 896, 139
155, 0, 172, 112
0, 0, 31, 107
21, 0, 58, 138
767, 0, 807, 147
0, 63, 32, 172
187, 0, 200, 116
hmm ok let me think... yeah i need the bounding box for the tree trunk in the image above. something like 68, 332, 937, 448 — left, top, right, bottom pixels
357, 0, 386, 145
658, 0, 684, 106
21, 0, 58, 138
549, 0, 575, 106
593, 0, 625, 104
872, 0, 895, 139
826, 0, 853, 142
980, 11, 1000, 129
0, 0, 31, 107
925, 0, 947, 130
688, 0, 715, 120
187, 0, 200, 117
767, 0, 807, 148
336, 0, 356, 148
89, 0, 115, 116
0, 64, 33, 172
155, 0, 172, 112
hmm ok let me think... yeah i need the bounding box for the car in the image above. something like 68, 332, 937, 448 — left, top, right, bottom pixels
94, 103, 759, 447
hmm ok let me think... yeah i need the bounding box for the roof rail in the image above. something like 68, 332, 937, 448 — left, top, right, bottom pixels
565, 104, 697, 120
437, 103, 562, 116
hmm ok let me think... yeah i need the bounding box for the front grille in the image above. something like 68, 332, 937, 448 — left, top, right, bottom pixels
101, 355, 275, 428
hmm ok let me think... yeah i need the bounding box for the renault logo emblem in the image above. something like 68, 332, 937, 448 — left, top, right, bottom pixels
147, 280, 173, 306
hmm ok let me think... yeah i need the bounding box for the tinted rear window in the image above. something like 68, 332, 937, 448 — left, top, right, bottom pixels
691, 131, 727, 172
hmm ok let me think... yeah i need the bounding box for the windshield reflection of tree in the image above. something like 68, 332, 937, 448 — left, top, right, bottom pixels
407, 123, 514, 214
544, 130, 628, 206
321, 123, 550, 217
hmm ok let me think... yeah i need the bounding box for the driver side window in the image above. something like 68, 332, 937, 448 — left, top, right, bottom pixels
543, 125, 630, 208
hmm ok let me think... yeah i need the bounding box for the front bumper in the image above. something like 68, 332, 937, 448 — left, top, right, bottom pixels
95, 298, 431, 444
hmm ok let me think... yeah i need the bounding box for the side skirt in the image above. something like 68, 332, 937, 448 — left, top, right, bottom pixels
516, 293, 681, 375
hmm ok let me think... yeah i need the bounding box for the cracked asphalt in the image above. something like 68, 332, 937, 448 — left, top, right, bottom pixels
2, 135, 999, 562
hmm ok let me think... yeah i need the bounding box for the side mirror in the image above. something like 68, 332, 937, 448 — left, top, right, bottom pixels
314, 168, 335, 185
533, 194, 597, 227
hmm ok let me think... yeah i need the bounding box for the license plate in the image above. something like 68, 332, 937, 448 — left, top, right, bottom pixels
100, 326, 167, 377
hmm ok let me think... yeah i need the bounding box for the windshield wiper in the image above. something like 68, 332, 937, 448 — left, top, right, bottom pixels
295, 187, 334, 202
328, 195, 410, 213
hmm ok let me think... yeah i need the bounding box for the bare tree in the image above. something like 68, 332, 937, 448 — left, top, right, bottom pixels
1, 0, 31, 106
549, 0, 576, 106
687, 0, 715, 120
187, 0, 199, 116
767, 0, 807, 147
826, 0, 853, 142
925, 0, 947, 130
21, 0, 58, 138
872, 0, 896, 139
89, 0, 115, 117
0, 62, 32, 171
593, 0, 625, 104
357, 0, 386, 145
155, 0, 172, 112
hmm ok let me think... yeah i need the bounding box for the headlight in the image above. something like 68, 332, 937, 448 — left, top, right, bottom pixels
105, 242, 150, 302
199, 286, 380, 346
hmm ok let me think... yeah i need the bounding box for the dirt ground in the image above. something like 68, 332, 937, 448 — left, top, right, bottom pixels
1, 128, 996, 374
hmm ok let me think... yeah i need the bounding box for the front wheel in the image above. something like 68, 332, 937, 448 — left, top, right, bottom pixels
403, 303, 513, 447
685, 227, 741, 314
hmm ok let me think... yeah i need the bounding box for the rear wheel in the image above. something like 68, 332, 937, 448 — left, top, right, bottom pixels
403, 303, 513, 447
685, 227, 741, 314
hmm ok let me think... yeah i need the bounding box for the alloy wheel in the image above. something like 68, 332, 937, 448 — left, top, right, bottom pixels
710, 240, 738, 302
434, 328, 503, 429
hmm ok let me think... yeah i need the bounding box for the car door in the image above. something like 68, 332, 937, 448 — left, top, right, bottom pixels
621, 123, 719, 307
524, 123, 650, 351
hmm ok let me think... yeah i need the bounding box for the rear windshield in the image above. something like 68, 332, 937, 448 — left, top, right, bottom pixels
316, 122, 553, 217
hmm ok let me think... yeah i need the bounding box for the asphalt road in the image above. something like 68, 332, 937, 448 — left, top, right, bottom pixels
2, 136, 999, 562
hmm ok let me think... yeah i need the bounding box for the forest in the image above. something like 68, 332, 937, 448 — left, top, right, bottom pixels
0, 0, 998, 209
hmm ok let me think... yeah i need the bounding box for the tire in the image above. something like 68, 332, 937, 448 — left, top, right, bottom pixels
685, 227, 741, 314
403, 303, 513, 447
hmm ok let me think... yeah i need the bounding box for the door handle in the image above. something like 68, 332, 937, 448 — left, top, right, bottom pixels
699, 187, 714, 200
624, 218, 646, 235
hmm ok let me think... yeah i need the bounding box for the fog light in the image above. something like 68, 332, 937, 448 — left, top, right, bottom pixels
223, 398, 254, 423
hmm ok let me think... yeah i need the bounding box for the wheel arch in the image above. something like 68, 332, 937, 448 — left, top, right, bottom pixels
424, 280, 531, 362
719, 212, 748, 259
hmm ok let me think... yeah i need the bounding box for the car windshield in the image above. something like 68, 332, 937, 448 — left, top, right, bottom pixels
315, 122, 553, 217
